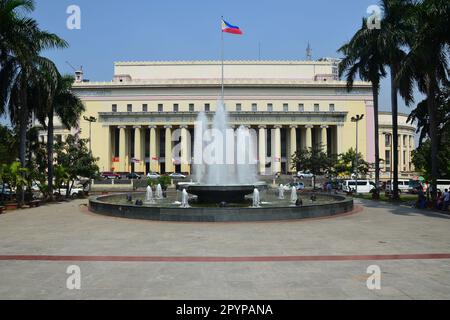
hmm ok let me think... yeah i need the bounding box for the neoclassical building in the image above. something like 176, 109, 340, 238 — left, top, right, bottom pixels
47, 59, 416, 178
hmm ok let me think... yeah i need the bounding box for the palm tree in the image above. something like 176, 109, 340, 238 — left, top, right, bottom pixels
373, 0, 416, 200
338, 18, 387, 198
36, 74, 85, 199
0, 0, 67, 203
397, 0, 449, 199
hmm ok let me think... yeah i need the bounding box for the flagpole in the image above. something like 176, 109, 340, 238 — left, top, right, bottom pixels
221, 17, 224, 102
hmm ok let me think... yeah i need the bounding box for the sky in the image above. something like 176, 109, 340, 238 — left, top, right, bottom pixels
1, 0, 422, 126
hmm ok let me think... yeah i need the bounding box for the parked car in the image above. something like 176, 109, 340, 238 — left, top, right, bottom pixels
436, 179, 450, 192
169, 173, 186, 179
297, 171, 314, 179
386, 179, 410, 193
101, 172, 121, 180
147, 172, 160, 179
127, 172, 141, 180
0, 183, 13, 201
54, 185, 84, 198
342, 180, 376, 194
282, 182, 305, 191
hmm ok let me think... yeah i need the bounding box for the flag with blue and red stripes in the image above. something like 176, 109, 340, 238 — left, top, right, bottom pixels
221, 19, 243, 35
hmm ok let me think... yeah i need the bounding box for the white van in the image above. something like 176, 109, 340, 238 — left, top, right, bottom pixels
436, 180, 450, 192
386, 179, 410, 193
342, 180, 376, 193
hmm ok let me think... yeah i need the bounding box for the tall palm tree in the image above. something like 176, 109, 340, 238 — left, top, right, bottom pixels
338, 18, 387, 197
398, 0, 449, 199
36, 74, 85, 198
0, 0, 67, 203
374, 0, 416, 200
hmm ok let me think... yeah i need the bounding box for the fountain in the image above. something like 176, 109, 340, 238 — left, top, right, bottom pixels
278, 184, 285, 199
252, 188, 261, 208
156, 184, 163, 200
145, 186, 155, 204
180, 189, 190, 208
186, 101, 261, 203
290, 187, 298, 204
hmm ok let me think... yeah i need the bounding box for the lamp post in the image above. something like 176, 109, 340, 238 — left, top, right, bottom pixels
83, 116, 97, 152
351, 114, 364, 194
383, 132, 393, 194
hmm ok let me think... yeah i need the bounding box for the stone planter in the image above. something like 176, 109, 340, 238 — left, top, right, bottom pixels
5, 202, 18, 211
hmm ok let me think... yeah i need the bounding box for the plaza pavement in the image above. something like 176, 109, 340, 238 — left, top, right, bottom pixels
0, 197, 449, 299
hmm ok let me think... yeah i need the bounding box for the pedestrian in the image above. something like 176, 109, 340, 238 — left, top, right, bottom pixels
443, 189, 450, 212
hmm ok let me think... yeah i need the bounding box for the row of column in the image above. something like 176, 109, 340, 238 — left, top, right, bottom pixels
379, 132, 415, 173
116, 125, 189, 173
110, 124, 339, 174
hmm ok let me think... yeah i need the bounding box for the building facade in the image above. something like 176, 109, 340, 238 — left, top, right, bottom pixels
47, 60, 415, 178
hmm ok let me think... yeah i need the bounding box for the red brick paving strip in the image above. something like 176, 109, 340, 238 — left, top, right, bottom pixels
0, 253, 449, 263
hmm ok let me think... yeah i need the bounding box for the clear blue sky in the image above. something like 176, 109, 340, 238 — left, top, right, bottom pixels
6, 0, 422, 127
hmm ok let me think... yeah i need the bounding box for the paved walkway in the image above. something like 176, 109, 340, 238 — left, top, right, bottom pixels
0, 198, 449, 299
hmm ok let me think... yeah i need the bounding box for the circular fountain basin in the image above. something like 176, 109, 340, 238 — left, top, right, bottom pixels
88, 192, 354, 222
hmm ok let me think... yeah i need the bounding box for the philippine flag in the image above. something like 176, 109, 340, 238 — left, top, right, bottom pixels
221, 19, 243, 35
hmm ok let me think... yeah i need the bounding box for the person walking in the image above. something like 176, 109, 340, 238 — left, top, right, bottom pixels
443, 189, 450, 212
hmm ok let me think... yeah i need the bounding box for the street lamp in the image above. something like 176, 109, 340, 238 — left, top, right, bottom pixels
83, 116, 97, 152
351, 114, 364, 194
383, 132, 393, 194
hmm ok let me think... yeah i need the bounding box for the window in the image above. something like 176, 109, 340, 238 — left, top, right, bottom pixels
385, 150, 391, 166
158, 104, 163, 112
205, 104, 210, 112
252, 103, 257, 112
403, 151, 406, 165
174, 104, 179, 112
385, 134, 391, 147
329, 104, 335, 112
112, 104, 117, 112
236, 103, 242, 112
127, 104, 132, 112
189, 104, 195, 112
283, 104, 289, 112
314, 104, 320, 112
403, 135, 407, 146
267, 103, 273, 112
298, 104, 304, 112
142, 104, 148, 112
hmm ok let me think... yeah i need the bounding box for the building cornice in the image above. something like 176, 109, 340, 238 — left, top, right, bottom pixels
73, 78, 371, 89
114, 60, 338, 66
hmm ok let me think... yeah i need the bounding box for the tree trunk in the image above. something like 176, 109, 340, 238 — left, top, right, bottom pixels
426, 74, 438, 200
390, 68, 400, 200
47, 108, 54, 201
18, 80, 28, 206
373, 83, 380, 199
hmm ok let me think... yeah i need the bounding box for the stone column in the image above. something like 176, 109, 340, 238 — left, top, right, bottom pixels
118, 126, 126, 172
305, 125, 313, 150
105, 126, 112, 172
336, 124, 343, 155
149, 126, 158, 172
273, 126, 282, 174
399, 134, 404, 173
133, 126, 143, 173
180, 126, 190, 174
289, 126, 297, 173
321, 125, 328, 153
379, 132, 386, 171
165, 125, 174, 173
258, 126, 267, 175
